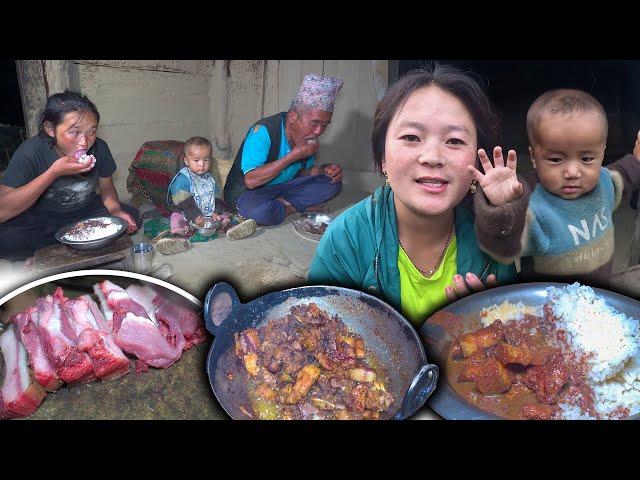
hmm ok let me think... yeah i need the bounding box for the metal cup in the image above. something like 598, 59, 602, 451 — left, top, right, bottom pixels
131, 242, 154, 274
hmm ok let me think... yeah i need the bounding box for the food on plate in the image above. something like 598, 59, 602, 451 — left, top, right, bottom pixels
62, 217, 122, 242
0, 280, 206, 419
294, 214, 331, 236
448, 283, 640, 420
234, 303, 395, 419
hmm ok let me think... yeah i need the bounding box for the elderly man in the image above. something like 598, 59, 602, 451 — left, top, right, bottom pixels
223, 74, 343, 225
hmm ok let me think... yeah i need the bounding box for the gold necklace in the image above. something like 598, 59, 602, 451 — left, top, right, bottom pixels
399, 219, 454, 277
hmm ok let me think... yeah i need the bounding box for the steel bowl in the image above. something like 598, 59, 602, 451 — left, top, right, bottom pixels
190, 217, 220, 237
55, 216, 128, 251
292, 213, 333, 242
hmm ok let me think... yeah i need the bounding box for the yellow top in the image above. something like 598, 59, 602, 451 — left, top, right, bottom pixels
398, 235, 457, 328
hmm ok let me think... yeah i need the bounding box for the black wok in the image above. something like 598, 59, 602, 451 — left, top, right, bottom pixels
203, 282, 439, 420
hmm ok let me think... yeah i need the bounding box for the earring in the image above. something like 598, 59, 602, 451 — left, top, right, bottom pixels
469, 180, 477, 194
383, 172, 390, 187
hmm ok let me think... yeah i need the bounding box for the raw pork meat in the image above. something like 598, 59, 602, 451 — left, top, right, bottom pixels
36, 289, 94, 383
62, 295, 130, 381
95, 281, 183, 368
0, 325, 46, 418
11, 307, 62, 391
126, 284, 206, 350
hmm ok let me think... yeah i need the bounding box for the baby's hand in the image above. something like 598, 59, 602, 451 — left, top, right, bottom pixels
634, 130, 640, 160
468, 147, 523, 206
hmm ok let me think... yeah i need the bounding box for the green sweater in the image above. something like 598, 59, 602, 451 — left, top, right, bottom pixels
308, 185, 517, 313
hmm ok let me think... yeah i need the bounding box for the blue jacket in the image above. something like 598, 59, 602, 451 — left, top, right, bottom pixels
308, 185, 518, 312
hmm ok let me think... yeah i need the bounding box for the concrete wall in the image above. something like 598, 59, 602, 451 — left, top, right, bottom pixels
70, 60, 213, 194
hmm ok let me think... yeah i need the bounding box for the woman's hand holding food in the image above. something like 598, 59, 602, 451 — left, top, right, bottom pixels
50, 155, 96, 178
468, 146, 523, 206
445, 272, 498, 302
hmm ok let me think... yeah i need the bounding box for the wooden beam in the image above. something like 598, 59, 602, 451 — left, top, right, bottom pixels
15, 60, 47, 138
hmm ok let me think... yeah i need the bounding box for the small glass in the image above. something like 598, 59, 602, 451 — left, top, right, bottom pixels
130, 242, 154, 274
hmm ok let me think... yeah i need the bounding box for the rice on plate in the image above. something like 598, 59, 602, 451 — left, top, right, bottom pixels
63, 217, 122, 242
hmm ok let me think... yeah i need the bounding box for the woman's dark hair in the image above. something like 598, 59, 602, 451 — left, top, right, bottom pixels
38, 90, 100, 144
371, 64, 500, 172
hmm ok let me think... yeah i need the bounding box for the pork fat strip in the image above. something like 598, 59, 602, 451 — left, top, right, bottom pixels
0, 325, 46, 418
94, 280, 150, 331
36, 289, 94, 384
11, 307, 62, 391
62, 296, 130, 381
82, 295, 111, 332
95, 280, 157, 331
124, 285, 158, 324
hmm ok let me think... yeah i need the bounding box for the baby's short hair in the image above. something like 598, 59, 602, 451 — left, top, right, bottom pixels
526, 89, 608, 144
184, 136, 213, 155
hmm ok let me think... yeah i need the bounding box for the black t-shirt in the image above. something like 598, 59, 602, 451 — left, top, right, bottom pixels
1, 135, 117, 213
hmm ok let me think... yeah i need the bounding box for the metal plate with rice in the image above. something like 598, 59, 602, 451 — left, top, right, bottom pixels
420, 282, 640, 420
55, 216, 128, 251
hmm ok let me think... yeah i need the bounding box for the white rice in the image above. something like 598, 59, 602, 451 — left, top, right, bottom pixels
479, 301, 543, 327
591, 356, 640, 418
63, 217, 121, 242
557, 403, 597, 420
546, 283, 640, 383
546, 283, 640, 419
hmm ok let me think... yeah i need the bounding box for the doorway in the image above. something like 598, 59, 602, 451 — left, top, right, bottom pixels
0, 61, 26, 173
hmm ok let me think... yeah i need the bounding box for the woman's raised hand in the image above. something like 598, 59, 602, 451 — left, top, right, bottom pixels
50, 155, 96, 178
468, 146, 523, 206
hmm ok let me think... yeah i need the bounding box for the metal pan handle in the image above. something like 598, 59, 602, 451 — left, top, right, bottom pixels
204, 282, 240, 336
395, 363, 439, 420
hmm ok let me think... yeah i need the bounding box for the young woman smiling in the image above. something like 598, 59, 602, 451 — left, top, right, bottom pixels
308, 66, 519, 327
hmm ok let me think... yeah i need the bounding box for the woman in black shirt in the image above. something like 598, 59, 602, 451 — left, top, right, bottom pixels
0, 90, 140, 260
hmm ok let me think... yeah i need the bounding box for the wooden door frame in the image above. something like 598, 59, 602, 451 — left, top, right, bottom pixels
16, 60, 71, 138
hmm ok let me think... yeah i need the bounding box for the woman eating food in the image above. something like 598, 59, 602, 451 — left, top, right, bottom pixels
0, 90, 140, 261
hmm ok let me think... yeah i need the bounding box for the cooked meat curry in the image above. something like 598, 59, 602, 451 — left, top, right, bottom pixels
234, 303, 395, 420
447, 313, 597, 420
